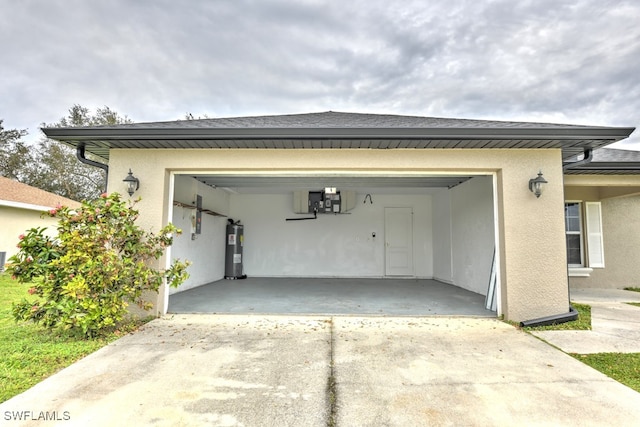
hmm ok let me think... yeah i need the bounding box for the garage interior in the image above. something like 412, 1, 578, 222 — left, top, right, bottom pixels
167, 172, 498, 316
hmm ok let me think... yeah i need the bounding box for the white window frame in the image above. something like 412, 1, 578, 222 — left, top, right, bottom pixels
565, 201, 585, 267
565, 200, 605, 277
585, 201, 605, 268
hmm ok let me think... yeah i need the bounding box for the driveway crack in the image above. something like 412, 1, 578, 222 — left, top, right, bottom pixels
327, 317, 337, 427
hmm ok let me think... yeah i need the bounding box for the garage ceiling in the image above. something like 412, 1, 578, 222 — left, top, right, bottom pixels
189, 174, 475, 194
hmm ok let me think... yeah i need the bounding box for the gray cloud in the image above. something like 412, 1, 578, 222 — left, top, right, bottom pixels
1, 0, 638, 147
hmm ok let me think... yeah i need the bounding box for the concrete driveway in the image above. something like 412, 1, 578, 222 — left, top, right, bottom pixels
2, 315, 640, 426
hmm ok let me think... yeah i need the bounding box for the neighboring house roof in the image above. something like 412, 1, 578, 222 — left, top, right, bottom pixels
564, 148, 640, 175
42, 111, 635, 162
0, 176, 80, 211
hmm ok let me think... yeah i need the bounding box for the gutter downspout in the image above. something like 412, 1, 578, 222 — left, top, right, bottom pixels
76, 144, 109, 192
521, 149, 593, 327
520, 306, 578, 328
563, 148, 593, 171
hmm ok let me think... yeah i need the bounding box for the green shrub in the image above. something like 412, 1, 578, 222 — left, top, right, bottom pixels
6, 193, 190, 337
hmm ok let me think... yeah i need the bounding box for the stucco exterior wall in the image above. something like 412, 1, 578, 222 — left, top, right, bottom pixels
564, 186, 599, 202
0, 206, 59, 264
568, 194, 640, 289
565, 175, 640, 289
107, 148, 568, 322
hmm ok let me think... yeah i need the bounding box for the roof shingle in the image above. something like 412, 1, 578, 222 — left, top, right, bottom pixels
0, 176, 80, 209
591, 147, 640, 162
52, 111, 596, 130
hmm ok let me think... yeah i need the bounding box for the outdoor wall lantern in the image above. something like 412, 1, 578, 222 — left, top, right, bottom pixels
528, 170, 547, 198
123, 169, 140, 196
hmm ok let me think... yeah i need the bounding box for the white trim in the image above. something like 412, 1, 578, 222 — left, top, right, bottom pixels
564, 201, 585, 267
0, 200, 52, 212
568, 267, 593, 277
585, 201, 605, 268
448, 189, 454, 285
162, 172, 176, 315
491, 172, 502, 317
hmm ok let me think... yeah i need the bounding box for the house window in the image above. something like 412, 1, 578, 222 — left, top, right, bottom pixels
565, 202, 583, 266
565, 201, 605, 276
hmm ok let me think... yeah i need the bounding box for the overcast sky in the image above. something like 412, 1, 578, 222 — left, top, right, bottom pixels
1, 0, 639, 148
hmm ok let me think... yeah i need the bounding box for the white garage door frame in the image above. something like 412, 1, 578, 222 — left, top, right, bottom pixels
163, 170, 502, 317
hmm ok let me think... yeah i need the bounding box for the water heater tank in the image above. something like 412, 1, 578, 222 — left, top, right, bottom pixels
224, 220, 246, 279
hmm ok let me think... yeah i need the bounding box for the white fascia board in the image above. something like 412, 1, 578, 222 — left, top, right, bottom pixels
0, 200, 52, 212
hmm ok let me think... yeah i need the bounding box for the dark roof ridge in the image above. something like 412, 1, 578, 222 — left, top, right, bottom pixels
43, 110, 606, 131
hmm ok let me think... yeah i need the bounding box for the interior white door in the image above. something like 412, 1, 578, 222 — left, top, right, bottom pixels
385, 207, 414, 276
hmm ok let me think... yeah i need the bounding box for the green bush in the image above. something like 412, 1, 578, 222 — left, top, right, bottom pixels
6, 193, 190, 337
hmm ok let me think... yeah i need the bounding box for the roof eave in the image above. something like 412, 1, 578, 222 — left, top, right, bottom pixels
567, 161, 640, 171
42, 126, 636, 141
0, 200, 56, 212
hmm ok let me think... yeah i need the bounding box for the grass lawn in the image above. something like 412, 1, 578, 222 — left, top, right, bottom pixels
623, 288, 640, 308
574, 353, 640, 393
0, 273, 145, 403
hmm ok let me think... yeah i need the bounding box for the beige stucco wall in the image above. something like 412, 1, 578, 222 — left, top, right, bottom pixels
565, 175, 640, 289
107, 148, 569, 322
0, 206, 59, 265
573, 195, 640, 288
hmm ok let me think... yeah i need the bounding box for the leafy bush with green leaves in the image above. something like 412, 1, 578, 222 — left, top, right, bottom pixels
6, 193, 190, 337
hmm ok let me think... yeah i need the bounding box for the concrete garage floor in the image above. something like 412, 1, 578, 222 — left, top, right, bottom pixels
168, 277, 495, 316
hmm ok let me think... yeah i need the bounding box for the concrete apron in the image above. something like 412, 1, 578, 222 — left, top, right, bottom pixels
2, 315, 640, 426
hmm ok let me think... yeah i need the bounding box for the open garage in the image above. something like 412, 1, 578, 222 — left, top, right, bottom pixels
167, 172, 498, 316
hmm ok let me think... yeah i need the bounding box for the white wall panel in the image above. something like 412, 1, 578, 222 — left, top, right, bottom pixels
228, 193, 433, 278
170, 176, 229, 294
432, 189, 453, 283
451, 176, 495, 295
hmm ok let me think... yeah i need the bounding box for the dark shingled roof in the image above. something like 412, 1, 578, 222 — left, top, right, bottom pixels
591, 147, 640, 162
49, 111, 599, 130
565, 148, 640, 175
42, 111, 635, 162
